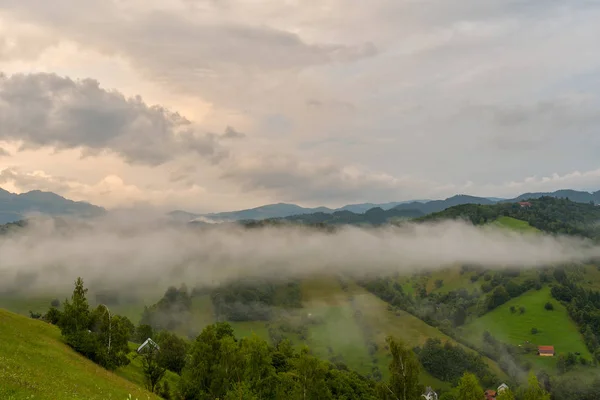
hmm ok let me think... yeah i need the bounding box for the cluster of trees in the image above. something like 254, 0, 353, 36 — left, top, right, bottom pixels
414, 338, 496, 387
140, 285, 193, 333
280, 207, 424, 226
550, 271, 600, 363
44, 278, 133, 370
209, 280, 302, 322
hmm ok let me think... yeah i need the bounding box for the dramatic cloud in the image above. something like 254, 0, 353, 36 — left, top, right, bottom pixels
1, 216, 599, 295
1, 0, 600, 210
0, 73, 231, 166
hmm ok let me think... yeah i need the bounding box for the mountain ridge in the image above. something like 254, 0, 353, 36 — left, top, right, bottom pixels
0, 187, 105, 224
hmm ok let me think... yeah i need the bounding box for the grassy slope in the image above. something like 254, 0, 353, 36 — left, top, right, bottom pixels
0, 309, 158, 400
460, 287, 591, 372
300, 278, 508, 391
492, 216, 540, 233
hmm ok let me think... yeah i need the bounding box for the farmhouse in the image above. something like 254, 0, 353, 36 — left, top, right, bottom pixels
518, 201, 532, 208
497, 383, 509, 393
137, 338, 160, 354
421, 386, 438, 400
538, 345, 555, 357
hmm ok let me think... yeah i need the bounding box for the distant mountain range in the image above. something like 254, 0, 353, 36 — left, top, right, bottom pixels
2, 186, 600, 225
170, 190, 600, 223
0, 188, 105, 224
168, 200, 432, 223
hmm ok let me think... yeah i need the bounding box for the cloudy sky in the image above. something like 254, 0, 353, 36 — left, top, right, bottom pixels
1, 0, 600, 212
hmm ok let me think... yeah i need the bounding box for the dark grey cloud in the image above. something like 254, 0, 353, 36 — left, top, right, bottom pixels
0, 72, 235, 166
220, 153, 424, 204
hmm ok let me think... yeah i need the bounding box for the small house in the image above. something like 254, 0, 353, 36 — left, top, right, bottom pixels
518, 201, 532, 208
484, 389, 497, 400
137, 338, 160, 354
497, 383, 509, 393
538, 345, 555, 357
421, 386, 438, 400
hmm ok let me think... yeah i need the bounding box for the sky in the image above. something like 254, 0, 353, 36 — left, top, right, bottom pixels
1, 0, 600, 213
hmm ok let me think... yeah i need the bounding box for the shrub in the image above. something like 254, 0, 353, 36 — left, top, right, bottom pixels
519, 306, 526, 314
509, 306, 516, 314
544, 302, 554, 311
531, 328, 538, 335
51, 298, 60, 307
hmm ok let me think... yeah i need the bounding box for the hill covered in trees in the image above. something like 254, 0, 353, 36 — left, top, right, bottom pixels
419, 196, 600, 238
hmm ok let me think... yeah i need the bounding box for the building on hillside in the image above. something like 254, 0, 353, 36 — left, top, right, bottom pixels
538, 345, 555, 357
518, 201, 532, 208
137, 338, 160, 354
497, 383, 509, 393
421, 386, 438, 400
484, 389, 497, 400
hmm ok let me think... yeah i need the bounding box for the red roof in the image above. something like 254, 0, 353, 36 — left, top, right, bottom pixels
484, 390, 497, 400
538, 345, 554, 353
518, 201, 532, 206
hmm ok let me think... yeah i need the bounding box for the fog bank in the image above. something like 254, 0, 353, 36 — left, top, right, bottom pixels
0, 216, 598, 294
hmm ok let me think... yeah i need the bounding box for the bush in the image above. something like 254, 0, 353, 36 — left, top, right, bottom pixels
544, 302, 554, 311
531, 327, 538, 335
509, 306, 516, 314
51, 299, 60, 307
519, 306, 526, 314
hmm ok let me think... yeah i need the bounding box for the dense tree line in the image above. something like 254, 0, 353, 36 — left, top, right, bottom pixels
419, 197, 600, 239
550, 272, 600, 363
209, 280, 302, 322
414, 338, 496, 387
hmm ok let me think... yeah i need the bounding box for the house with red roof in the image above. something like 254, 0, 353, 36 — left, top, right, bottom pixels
538, 345, 555, 356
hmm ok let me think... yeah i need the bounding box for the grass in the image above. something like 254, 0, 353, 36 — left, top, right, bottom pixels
0, 308, 158, 400
491, 216, 539, 233
0, 294, 61, 316
460, 286, 591, 371
424, 266, 481, 294
296, 278, 508, 392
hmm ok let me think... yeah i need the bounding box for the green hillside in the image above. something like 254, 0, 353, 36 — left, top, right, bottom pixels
460, 287, 591, 371
491, 216, 539, 233
0, 309, 158, 400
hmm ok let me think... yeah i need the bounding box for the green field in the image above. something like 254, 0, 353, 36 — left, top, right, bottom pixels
460, 286, 591, 371
0, 308, 158, 400
491, 216, 539, 233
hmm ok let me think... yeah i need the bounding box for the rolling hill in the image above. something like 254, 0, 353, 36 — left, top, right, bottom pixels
0, 188, 105, 224
459, 287, 591, 372
0, 308, 158, 400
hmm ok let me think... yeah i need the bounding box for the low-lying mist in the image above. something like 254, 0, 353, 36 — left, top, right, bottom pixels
0, 214, 598, 295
